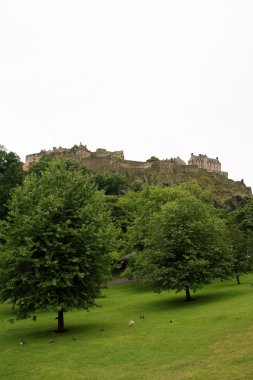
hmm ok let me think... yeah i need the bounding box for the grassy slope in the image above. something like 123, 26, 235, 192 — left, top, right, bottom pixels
1, 277, 253, 380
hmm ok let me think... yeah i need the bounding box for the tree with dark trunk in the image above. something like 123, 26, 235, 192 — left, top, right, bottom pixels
127, 187, 234, 300
185, 286, 192, 301
0, 159, 115, 332
228, 202, 253, 284
57, 310, 65, 333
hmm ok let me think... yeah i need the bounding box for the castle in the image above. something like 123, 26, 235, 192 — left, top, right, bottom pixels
188, 153, 221, 173
24, 144, 227, 177
23, 143, 124, 171
22, 144, 252, 207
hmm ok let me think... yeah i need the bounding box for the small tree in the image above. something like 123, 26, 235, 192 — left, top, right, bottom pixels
228, 200, 253, 283
229, 225, 253, 284
146, 156, 159, 162
0, 159, 115, 332
130, 192, 233, 301
0, 146, 24, 219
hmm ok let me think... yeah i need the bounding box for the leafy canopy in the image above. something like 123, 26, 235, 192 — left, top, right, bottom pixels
0, 146, 24, 219
0, 159, 115, 321
146, 156, 159, 162
95, 172, 129, 195
228, 199, 253, 281
127, 187, 233, 300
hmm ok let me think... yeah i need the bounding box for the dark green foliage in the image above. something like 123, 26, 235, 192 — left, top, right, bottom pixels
224, 195, 250, 211
0, 159, 115, 330
124, 184, 213, 255
230, 199, 253, 231
95, 173, 129, 195
229, 225, 253, 284
0, 146, 24, 219
130, 181, 143, 192
146, 156, 159, 162
27, 155, 56, 176
228, 199, 253, 282
125, 186, 233, 300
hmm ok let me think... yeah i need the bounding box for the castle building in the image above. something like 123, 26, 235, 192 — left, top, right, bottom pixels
188, 153, 221, 173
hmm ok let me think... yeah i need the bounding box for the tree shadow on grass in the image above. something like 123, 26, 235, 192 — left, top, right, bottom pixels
139, 286, 247, 313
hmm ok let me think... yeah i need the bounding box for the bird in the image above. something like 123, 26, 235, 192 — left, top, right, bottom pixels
19, 340, 25, 345
128, 320, 135, 326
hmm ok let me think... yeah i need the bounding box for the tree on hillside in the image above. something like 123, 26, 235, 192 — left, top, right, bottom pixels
0, 146, 24, 219
230, 200, 253, 231
146, 156, 159, 162
0, 159, 115, 332
124, 184, 213, 258
27, 155, 56, 176
95, 172, 129, 195
128, 192, 233, 301
228, 201, 253, 284
228, 224, 253, 284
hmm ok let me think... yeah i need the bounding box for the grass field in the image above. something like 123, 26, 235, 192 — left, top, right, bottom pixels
1, 276, 253, 380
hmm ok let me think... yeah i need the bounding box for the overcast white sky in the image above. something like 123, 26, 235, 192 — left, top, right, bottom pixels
1, 1, 253, 187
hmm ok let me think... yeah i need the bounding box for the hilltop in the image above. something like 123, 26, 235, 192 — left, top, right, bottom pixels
23, 144, 252, 209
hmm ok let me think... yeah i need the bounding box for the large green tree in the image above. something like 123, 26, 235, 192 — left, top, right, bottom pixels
230, 199, 253, 231
0, 146, 24, 219
0, 159, 115, 332
27, 155, 56, 176
123, 185, 213, 256
129, 191, 233, 300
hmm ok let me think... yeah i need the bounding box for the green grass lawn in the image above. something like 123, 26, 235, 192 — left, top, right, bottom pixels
1, 276, 253, 380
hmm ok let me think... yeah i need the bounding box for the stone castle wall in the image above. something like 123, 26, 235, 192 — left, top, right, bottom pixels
22, 145, 252, 207
23, 145, 229, 180
23, 144, 124, 171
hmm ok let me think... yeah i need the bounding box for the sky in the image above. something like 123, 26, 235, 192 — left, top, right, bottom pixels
1, 1, 253, 188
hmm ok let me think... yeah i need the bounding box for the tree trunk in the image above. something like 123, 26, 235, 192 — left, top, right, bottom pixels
185, 286, 192, 301
57, 309, 65, 333
236, 275, 241, 285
